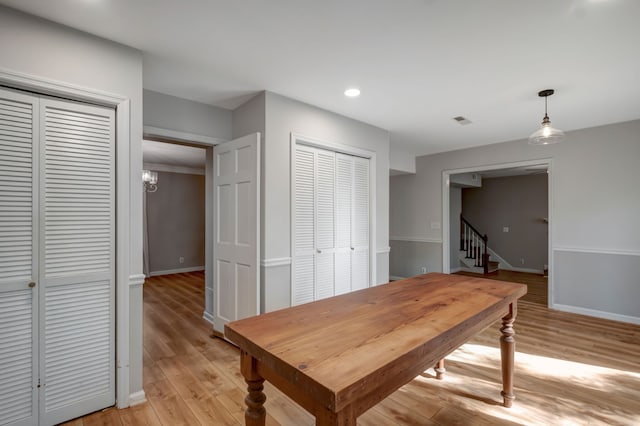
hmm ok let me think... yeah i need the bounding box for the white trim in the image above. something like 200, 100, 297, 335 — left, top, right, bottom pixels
129, 274, 145, 287
0, 68, 135, 409
376, 247, 391, 254
500, 266, 544, 274
390, 236, 442, 244
290, 133, 378, 300
260, 257, 292, 267
553, 247, 640, 257
442, 158, 554, 308
143, 162, 205, 176
389, 275, 407, 281
202, 310, 214, 325
148, 266, 205, 277
128, 390, 147, 407
143, 125, 227, 146
552, 304, 640, 325
0, 67, 126, 106
292, 132, 375, 159
486, 247, 513, 270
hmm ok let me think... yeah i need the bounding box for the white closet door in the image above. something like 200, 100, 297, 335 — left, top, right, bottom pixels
293, 146, 315, 305
351, 156, 370, 291
314, 150, 335, 300
0, 89, 38, 426
39, 99, 115, 425
334, 154, 352, 296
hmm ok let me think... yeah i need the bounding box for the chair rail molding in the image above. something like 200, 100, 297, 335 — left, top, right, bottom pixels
390, 236, 443, 244
261, 257, 293, 268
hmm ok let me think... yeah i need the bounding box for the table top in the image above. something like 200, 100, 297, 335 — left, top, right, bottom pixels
225, 273, 527, 413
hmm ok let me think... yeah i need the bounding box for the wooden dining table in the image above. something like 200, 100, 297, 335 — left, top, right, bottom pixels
224, 272, 527, 425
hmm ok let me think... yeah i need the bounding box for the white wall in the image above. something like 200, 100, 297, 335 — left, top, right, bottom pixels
390, 143, 416, 174
144, 89, 232, 140
449, 186, 462, 271
390, 119, 640, 323
254, 91, 390, 312
0, 6, 145, 403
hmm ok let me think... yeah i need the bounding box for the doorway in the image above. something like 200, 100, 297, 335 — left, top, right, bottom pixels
442, 159, 552, 307
142, 138, 208, 317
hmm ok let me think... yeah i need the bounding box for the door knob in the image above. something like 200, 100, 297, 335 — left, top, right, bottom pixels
28, 282, 36, 288
316, 249, 322, 254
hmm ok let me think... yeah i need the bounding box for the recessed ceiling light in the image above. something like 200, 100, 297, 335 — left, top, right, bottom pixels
344, 88, 361, 98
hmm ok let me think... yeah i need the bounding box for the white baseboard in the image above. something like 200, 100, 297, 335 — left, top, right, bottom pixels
128, 390, 146, 407
552, 303, 640, 325
202, 310, 214, 325
149, 266, 205, 277
501, 266, 544, 274
389, 275, 407, 281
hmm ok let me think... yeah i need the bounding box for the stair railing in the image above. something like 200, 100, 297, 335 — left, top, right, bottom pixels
460, 215, 490, 274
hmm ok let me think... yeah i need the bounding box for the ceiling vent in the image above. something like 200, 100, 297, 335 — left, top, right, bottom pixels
453, 116, 472, 125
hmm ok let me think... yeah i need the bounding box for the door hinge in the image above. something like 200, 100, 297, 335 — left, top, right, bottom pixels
37, 378, 41, 388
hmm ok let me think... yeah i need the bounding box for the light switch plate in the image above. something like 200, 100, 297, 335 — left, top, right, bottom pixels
431, 222, 441, 230
503, 227, 509, 233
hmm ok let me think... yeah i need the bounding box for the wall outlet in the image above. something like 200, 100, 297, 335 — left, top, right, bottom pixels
421, 267, 427, 274
430, 222, 441, 230
503, 226, 509, 233
179, 256, 185, 264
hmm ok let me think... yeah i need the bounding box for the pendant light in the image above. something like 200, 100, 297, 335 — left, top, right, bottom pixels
529, 89, 565, 145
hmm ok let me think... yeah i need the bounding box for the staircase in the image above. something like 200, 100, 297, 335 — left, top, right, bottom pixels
458, 215, 499, 275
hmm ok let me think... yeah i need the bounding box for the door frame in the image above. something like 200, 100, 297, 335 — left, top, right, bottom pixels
0, 68, 135, 407
142, 126, 227, 327
441, 158, 554, 307
290, 133, 377, 303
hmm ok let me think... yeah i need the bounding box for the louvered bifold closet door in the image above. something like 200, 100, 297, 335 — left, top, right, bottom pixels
334, 154, 352, 296
351, 156, 370, 291
293, 146, 316, 305
39, 98, 115, 425
314, 150, 335, 300
0, 89, 38, 426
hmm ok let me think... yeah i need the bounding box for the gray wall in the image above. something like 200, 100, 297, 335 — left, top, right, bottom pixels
0, 5, 145, 400
233, 91, 391, 312
143, 89, 232, 140
146, 172, 205, 274
462, 174, 548, 271
390, 119, 640, 323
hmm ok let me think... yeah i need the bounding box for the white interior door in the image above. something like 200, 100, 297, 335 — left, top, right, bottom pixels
0, 88, 115, 426
351, 156, 370, 290
292, 146, 370, 305
0, 88, 39, 426
212, 133, 260, 333
292, 146, 315, 305
334, 154, 353, 296
39, 98, 115, 425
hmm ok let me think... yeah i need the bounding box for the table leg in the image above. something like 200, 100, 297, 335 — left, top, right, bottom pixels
240, 351, 266, 426
434, 359, 446, 380
500, 303, 517, 408
316, 405, 356, 426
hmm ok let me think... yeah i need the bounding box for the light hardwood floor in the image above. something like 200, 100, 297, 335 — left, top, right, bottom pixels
454, 270, 548, 305
65, 272, 640, 426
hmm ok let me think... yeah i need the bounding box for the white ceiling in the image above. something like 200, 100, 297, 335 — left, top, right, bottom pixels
142, 140, 206, 169
4, 0, 640, 156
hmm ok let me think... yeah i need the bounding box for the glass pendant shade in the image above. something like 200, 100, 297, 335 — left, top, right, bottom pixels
529, 115, 565, 145
529, 89, 565, 145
